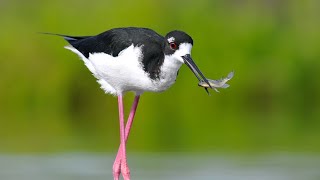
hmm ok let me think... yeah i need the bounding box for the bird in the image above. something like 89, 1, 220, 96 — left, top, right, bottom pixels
46, 27, 211, 180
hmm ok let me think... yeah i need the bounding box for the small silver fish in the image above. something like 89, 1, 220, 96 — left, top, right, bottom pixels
198, 71, 234, 92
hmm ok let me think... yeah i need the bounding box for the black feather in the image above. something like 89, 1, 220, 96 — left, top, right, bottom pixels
39, 32, 90, 42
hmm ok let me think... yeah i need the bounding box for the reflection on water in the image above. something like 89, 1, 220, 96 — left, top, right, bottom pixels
0, 153, 319, 180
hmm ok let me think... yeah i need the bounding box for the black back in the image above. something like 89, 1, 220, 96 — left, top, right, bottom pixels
64, 27, 166, 80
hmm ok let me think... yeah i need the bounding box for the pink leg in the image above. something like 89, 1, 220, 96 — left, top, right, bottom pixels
113, 95, 140, 180
114, 95, 130, 180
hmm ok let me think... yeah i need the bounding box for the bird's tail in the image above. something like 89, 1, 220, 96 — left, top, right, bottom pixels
38, 32, 90, 43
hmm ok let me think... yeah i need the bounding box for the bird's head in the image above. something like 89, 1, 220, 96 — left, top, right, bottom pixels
164, 30, 211, 88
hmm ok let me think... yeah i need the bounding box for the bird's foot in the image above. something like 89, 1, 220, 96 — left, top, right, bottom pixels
113, 158, 131, 180
112, 159, 121, 180
121, 161, 131, 180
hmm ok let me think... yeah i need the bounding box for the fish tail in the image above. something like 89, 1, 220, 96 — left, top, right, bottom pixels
221, 84, 230, 88
227, 71, 234, 79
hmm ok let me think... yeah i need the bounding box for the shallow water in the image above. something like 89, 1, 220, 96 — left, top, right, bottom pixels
0, 153, 319, 180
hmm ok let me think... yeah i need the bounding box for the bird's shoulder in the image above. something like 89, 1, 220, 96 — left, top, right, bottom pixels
66, 27, 165, 58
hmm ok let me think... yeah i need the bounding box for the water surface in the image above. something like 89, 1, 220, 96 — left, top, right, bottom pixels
0, 153, 319, 180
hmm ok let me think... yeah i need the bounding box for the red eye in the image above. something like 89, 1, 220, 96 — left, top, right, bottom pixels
170, 42, 177, 50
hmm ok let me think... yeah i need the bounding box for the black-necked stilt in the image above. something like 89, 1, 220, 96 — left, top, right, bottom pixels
47, 27, 211, 180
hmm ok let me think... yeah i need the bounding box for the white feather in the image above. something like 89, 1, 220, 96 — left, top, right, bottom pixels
65, 45, 117, 95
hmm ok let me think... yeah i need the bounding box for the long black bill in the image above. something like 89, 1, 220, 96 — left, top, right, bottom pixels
182, 54, 212, 89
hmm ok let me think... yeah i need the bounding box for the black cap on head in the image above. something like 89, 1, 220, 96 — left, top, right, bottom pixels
164, 30, 193, 55
165, 30, 193, 45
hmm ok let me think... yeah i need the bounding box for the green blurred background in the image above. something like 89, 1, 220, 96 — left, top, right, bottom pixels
1, 0, 320, 154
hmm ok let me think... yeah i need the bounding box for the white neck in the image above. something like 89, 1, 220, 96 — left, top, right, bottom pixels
151, 55, 183, 92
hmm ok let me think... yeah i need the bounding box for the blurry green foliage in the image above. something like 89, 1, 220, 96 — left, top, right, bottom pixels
0, 0, 319, 153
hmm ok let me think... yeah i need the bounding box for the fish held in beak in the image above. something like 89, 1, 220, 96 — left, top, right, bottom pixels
198, 71, 234, 93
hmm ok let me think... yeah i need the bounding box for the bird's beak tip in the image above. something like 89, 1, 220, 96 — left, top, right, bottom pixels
181, 54, 212, 89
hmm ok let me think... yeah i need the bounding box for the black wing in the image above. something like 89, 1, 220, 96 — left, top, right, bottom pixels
63, 30, 132, 58
62, 28, 155, 58
45, 27, 166, 80
62, 27, 165, 58
69, 27, 166, 79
